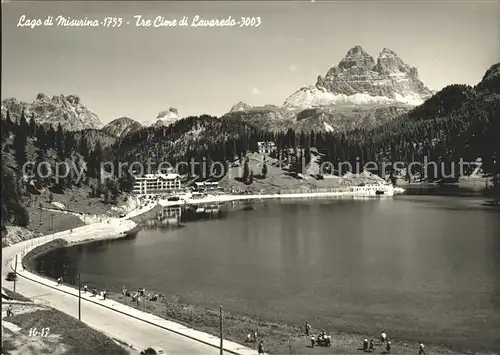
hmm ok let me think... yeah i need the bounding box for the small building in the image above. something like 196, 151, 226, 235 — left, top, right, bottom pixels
193, 181, 220, 192
133, 173, 181, 195
257, 141, 276, 154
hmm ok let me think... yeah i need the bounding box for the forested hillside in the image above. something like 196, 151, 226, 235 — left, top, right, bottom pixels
110, 63, 499, 182
0, 112, 133, 235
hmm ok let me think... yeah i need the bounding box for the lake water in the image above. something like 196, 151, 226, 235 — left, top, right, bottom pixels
34, 194, 500, 351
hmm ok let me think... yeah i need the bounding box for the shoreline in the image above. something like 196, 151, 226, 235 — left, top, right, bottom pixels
21, 251, 470, 355
158, 187, 406, 207
16, 201, 476, 355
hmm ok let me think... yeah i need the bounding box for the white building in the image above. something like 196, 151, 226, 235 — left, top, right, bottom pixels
257, 141, 276, 154
193, 181, 220, 192
133, 173, 181, 195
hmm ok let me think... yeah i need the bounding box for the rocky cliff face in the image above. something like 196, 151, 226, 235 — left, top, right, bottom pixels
102, 117, 142, 138
223, 46, 432, 132
1, 93, 102, 131
285, 46, 432, 108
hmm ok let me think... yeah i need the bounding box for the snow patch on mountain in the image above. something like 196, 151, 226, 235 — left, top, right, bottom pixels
284, 86, 401, 108
143, 107, 181, 127
323, 122, 334, 132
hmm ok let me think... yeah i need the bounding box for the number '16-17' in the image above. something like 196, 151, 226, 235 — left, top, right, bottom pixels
29, 327, 50, 337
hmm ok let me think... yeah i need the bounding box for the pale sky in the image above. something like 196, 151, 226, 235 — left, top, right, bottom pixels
2, 1, 499, 125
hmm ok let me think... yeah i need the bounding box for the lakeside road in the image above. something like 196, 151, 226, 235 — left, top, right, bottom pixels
2, 206, 258, 355
158, 187, 406, 207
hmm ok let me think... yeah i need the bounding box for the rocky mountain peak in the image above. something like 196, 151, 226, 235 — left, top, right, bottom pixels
66, 95, 81, 105
285, 45, 433, 109
157, 107, 178, 118
36, 93, 50, 102
230, 101, 252, 112
102, 116, 142, 138
1, 94, 102, 131
375, 47, 416, 77
337, 45, 375, 71
379, 47, 399, 58
142, 107, 181, 127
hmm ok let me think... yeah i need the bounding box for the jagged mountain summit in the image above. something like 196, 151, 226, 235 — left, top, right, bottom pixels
143, 107, 182, 127
1, 93, 102, 131
223, 45, 433, 132
284, 46, 433, 109
102, 117, 142, 138
230, 101, 252, 112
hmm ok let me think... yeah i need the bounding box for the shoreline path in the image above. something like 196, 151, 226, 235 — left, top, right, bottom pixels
2, 205, 258, 355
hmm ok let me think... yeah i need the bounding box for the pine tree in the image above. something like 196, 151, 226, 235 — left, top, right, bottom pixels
305, 137, 311, 167
88, 143, 103, 179
242, 158, 250, 181
19, 109, 28, 132
78, 136, 90, 159
262, 160, 268, 178
29, 113, 36, 136
55, 124, 65, 155
13, 130, 27, 173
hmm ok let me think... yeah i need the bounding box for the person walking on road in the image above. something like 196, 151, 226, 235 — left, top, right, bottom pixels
418, 341, 426, 355
102, 290, 107, 300
83, 285, 88, 293
363, 338, 369, 352
258, 341, 265, 355
7, 305, 13, 317
310, 335, 315, 348
380, 330, 387, 343
305, 321, 311, 336
369, 339, 375, 352
386, 340, 391, 354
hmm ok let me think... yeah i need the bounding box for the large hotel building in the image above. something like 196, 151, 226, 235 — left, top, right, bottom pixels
132, 173, 182, 195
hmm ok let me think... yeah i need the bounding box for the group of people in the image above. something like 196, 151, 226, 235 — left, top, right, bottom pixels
362, 330, 391, 353
303, 323, 427, 355
82, 284, 107, 299
122, 286, 160, 307
362, 330, 426, 355
56, 277, 107, 300
244, 331, 265, 354
245, 331, 258, 343
305, 322, 332, 347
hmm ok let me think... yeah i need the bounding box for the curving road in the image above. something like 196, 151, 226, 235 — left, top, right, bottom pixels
2, 215, 256, 355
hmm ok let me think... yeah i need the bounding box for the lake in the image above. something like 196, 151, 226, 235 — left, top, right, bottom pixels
33, 194, 500, 351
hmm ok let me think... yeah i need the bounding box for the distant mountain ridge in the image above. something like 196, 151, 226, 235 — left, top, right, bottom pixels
1, 93, 102, 131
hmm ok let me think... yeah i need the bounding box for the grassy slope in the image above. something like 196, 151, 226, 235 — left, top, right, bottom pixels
3, 309, 130, 355
106, 290, 465, 355
2, 288, 130, 355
